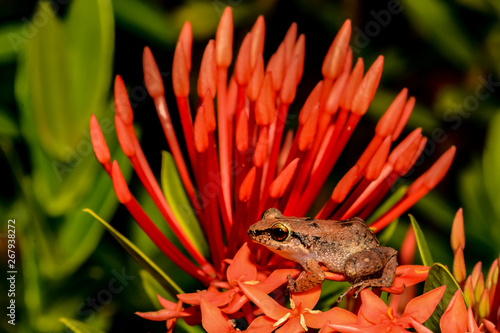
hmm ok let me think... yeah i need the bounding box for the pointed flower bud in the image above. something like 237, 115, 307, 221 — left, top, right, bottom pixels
453, 245, 466, 285
322, 20, 351, 80
250, 15, 265, 68
351, 56, 384, 115
194, 106, 209, 153
198, 40, 217, 99
114, 75, 133, 125
90, 114, 111, 167
451, 208, 465, 252
143, 47, 164, 99
215, 7, 233, 68
255, 72, 276, 126
269, 158, 299, 199
239, 167, 256, 202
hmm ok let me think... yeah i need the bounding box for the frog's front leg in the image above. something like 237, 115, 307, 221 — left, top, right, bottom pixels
338, 247, 398, 301
287, 258, 325, 293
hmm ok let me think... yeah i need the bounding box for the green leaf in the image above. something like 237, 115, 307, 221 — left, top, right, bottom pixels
84, 209, 184, 296
409, 215, 434, 266
423, 263, 464, 332
402, 0, 475, 68
56, 147, 132, 278
66, 0, 114, 128
161, 151, 209, 256
60, 318, 106, 333
14, 0, 115, 217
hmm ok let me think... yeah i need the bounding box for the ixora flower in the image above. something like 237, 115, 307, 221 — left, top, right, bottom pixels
326, 286, 446, 333
90, 7, 456, 332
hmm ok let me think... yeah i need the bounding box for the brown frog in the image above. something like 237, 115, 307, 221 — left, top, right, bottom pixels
247, 208, 398, 301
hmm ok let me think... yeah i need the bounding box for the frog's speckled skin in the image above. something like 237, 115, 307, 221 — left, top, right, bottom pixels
247, 208, 398, 301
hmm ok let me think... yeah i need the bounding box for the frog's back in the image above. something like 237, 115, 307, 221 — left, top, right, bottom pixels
302, 217, 379, 272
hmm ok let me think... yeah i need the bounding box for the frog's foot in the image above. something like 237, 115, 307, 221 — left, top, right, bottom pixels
334, 281, 365, 302
287, 260, 325, 293
286, 272, 306, 292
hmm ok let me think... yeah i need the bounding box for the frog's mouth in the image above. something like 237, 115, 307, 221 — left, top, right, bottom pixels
247, 228, 263, 239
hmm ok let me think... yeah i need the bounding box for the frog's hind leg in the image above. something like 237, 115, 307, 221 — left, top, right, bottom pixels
337, 247, 398, 302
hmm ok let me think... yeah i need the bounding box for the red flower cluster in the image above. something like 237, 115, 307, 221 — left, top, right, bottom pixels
90, 7, 457, 332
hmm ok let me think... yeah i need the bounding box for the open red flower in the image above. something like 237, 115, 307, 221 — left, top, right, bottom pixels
238, 282, 357, 332
90, 6, 456, 331
327, 286, 446, 333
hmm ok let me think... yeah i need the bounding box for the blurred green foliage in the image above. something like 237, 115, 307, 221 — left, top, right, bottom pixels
0, 0, 499, 331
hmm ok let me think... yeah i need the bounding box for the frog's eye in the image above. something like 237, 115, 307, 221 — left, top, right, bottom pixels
270, 223, 290, 241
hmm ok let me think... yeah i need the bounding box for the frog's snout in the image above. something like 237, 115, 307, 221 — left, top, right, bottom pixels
247, 227, 256, 238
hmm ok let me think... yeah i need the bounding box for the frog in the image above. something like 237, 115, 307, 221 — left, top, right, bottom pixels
247, 208, 398, 301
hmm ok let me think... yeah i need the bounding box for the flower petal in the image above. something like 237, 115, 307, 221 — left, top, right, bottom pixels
245, 315, 276, 333
439, 290, 467, 333
200, 298, 235, 333
275, 317, 304, 333
291, 284, 322, 310
226, 243, 257, 285
304, 307, 357, 329
238, 281, 289, 320
358, 289, 390, 324
467, 306, 482, 333
401, 285, 446, 323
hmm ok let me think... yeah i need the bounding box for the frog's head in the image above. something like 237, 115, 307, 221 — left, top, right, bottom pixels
247, 208, 310, 261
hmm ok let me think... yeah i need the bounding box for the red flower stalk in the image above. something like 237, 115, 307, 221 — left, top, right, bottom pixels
90, 6, 456, 331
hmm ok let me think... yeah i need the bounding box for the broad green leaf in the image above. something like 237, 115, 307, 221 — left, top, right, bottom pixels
60, 318, 106, 333
15, 0, 115, 216
402, 0, 475, 68
23, 1, 70, 159
423, 263, 464, 332
84, 209, 184, 296
140, 270, 177, 309
161, 151, 209, 256
66, 0, 114, 128
56, 146, 132, 278
409, 215, 434, 266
